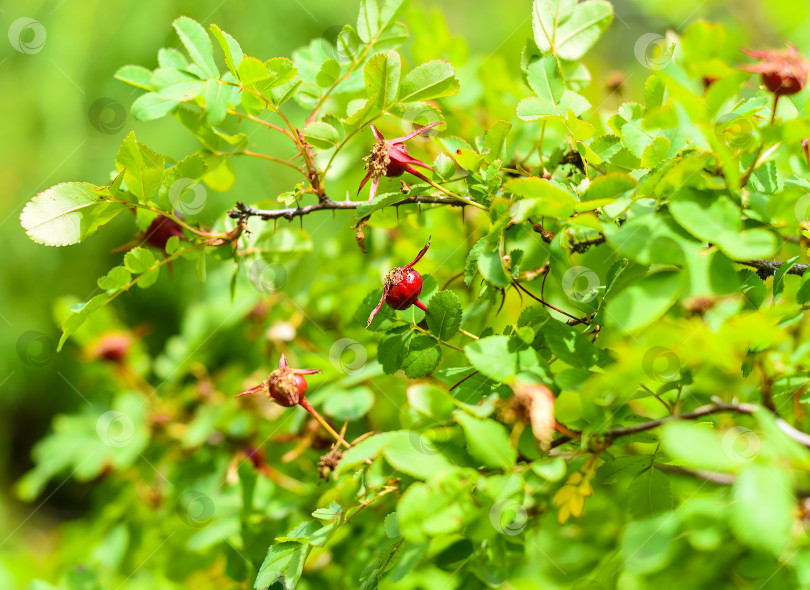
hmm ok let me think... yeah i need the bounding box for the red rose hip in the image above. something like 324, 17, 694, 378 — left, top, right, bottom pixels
385, 269, 424, 310
236, 354, 320, 407
366, 238, 430, 327
144, 215, 185, 251
740, 46, 810, 97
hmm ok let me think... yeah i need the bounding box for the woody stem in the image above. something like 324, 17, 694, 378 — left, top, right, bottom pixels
299, 398, 351, 449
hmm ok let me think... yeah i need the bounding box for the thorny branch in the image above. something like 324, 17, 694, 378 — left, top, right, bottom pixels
228, 195, 469, 222
551, 400, 810, 450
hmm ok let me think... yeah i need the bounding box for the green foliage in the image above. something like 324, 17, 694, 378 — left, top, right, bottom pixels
15, 0, 810, 588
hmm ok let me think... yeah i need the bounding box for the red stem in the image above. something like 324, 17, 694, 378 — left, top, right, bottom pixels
299, 398, 351, 448
415, 299, 427, 311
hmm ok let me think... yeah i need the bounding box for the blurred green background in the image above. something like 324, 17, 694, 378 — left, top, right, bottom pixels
2, 0, 810, 580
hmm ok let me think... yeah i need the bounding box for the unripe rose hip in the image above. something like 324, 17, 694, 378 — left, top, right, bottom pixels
236, 354, 320, 406
366, 238, 431, 327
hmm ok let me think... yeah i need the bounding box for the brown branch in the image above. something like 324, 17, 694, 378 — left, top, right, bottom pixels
738, 258, 810, 279
228, 195, 468, 222
552, 400, 810, 450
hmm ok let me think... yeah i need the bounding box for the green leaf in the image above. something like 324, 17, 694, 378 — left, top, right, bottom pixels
397, 480, 467, 542
115, 131, 165, 203
209, 24, 243, 78
640, 136, 671, 168
505, 176, 577, 219
402, 334, 441, 378
797, 272, 810, 305
532, 0, 613, 60
336, 432, 398, 475
465, 335, 543, 383
57, 294, 108, 350
124, 247, 156, 274
433, 152, 455, 180
660, 421, 742, 471
384, 513, 401, 539
482, 120, 511, 164
517, 90, 591, 121
381, 431, 456, 479
321, 387, 375, 421
619, 513, 678, 574
426, 290, 463, 341
669, 187, 779, 259
628, 467, 673, 518
605, 213, 696, 266
172, 16, 218, 79
525, 56, 563, 106
97, 266, 131, 291
355, 191, 411, 219
644, 74, 666, 110
114, 65, 153, 90
477, 251, 511, 288
364, 50, 401, 108
398, 60, 460, 103
202, 79, 227, 126
581, 173, 637, 201
20, 183, 122, 247
542, 320, 605, 369
406, 383, 455, 420
464, 237, 487, 286
316, 59, 341, 88
377, 327, 412, 374
604, 271, 680, 334
131, 92, 179, 120
455, 412, 516, 470
157, 47, 188, 69
254, 532, 314, 589
304, 121, 340, 149
357, 0, 407, 44
730, 465, 793, 556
